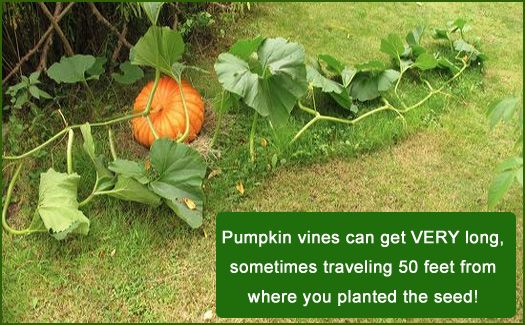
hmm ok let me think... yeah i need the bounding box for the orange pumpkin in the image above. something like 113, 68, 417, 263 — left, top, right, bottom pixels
132, 77, 204, 147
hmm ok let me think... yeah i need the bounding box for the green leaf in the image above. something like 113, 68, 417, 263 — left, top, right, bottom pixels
488, 170, 516, 209
411, 44, 426, 57
14, 92, 28, 109
341, 67, 357, 88
433, 29, 450, 40
140, 2, 164, 25
108, 159, 149, 185
349, 70, 400, 102
148, 138, 206, 228
380, 33, 404, 60
29, 71, 41, 84
215, 37, 307, 127
112, 61, 144, 85
106, 176, 162, 207
86, 57, 107, 80
487, 97, 521, 129
229, 35, 265, 61
406, 25, 425, 46
450, 18, 468, 31
79, 123, 116, 192
437, 57, 460, 74
130, 26, 185, 74
413, 53, 438, 70
355, 60, 385, 71
318, 53, 346, 74
516, 167, 523, 187
47, 55, 97, 84
329, 90, 353, 110
36, 169, 90, 240
496, 156, 523, 172
29, 85, 41, 99
307, 66, 344, 94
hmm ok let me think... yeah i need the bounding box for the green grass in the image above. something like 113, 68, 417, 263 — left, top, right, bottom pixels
2, 2, 523, 322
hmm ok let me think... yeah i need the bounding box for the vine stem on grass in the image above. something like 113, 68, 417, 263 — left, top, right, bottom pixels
2, 163, 46, 235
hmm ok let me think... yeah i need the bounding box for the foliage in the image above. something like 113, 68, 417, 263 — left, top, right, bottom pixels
4, 71, 52, 110
111, 61, 144, 85
47, 55, 106, 84
487, 97, 523, 209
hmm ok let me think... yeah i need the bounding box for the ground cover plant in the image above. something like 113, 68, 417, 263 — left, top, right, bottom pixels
2, 3, 208, 239
2, 2, 523, 323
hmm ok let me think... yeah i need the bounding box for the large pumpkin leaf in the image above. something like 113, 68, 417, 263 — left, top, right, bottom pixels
37, 169, 90, 240
130, 26, 185, 74
47, 55, 101, 84
413, 53, 438, 70
307, 66, 344, 94
148, 138, 206, 228
80, 123, 116, 192
112, 61, 144, 85
215, 37, 307, 127
107, 176, 162, 207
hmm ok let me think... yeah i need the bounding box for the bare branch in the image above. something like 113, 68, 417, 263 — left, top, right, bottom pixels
37, 3, 63, 72
88, 3, 132, 49
37, 2, 74, 56
2, 2, 75, 86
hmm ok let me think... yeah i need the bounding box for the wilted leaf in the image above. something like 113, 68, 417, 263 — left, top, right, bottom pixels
112, 61, 144, 85
236, 180, 245, 195
36, 169, 90, 240
208, 169, 221, 179
183, 197, 197, 210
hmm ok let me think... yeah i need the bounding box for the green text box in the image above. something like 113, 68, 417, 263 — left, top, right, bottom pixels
216, 212, 516, 318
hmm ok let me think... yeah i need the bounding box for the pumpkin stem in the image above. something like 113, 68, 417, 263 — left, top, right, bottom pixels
176, 79, 191, 143
66, 129, 74, 175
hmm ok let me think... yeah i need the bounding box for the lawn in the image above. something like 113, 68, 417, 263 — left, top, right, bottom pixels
2, 2, 523, 323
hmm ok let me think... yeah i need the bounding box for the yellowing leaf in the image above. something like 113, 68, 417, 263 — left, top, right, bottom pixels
236, 180, 245, 195
183, 197, 197, 210
261, 138, 268, 147
208, 169, 221, 179
144, 159, 151, 170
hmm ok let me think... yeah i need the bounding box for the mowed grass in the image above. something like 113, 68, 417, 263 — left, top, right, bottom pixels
2, 2, 523, 323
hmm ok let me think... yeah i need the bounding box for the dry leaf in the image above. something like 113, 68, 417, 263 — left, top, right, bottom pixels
208, 169, 221, 179
236, 180, 245, 195
183, 197, 197, 210
261, 138, 268, 147
144, 159, 151, 170
203, 310, 214, 320
98, 250, 105, 259
110, 249, 117, 257
203, 229, 208, 239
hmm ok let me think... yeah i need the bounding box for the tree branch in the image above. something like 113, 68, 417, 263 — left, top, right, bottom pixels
88, 3, 132, 49
37, 3, 63, 72
2, 2, 75, 86
37, 2, 74, 56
